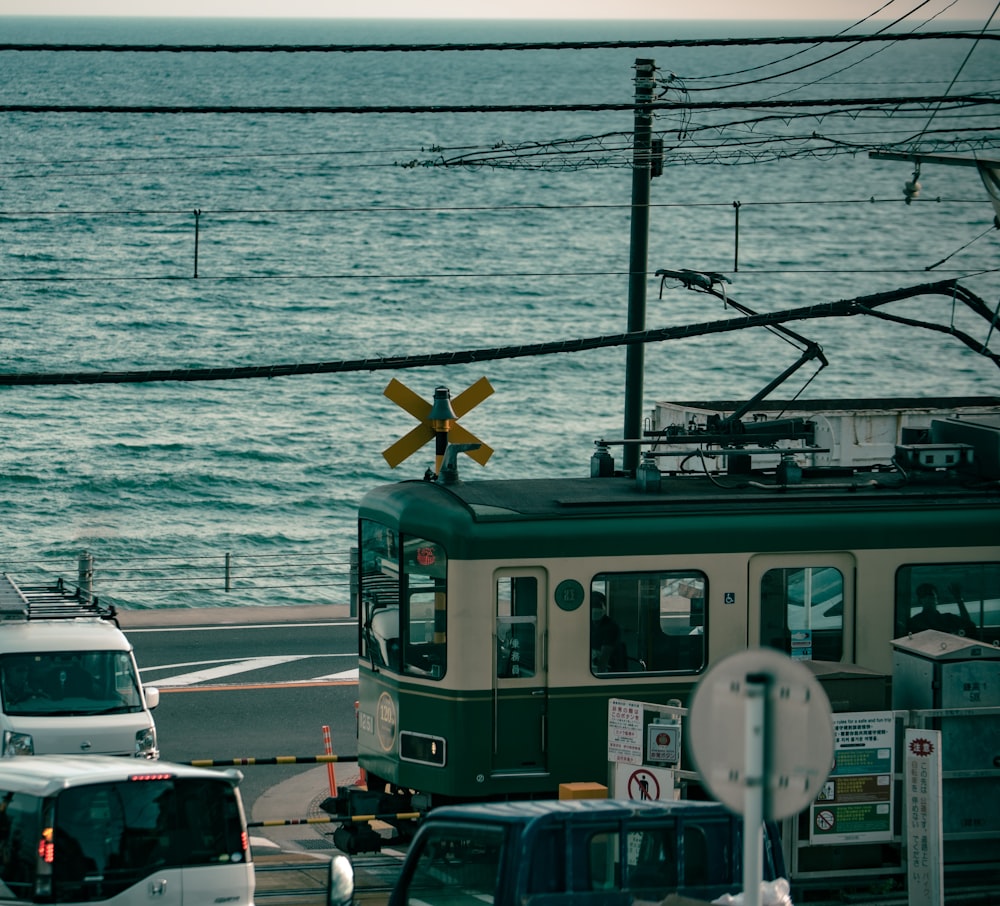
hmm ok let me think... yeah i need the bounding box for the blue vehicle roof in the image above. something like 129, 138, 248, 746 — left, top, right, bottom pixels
424, 798, 735, 827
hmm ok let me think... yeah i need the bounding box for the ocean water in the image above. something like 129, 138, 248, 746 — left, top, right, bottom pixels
0, 16, 997, 610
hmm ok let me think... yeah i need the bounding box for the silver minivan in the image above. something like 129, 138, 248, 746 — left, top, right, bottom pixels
1, 576, 159, 759
0, 755, 253, 906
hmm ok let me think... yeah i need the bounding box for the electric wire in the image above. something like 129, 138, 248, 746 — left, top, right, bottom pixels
0, 279, 996, 388
676, 0, 941, 94
677, 0, 918, 81
2, 31, 997, 54
903, 0, 1000, 147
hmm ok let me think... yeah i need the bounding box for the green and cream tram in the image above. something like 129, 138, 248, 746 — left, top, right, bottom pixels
348, 405, 999, 830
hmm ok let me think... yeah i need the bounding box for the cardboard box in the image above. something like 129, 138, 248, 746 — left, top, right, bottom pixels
558, 781, 607, 800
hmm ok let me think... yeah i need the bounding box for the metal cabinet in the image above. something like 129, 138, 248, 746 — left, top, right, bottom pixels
891, 629, 1000, 870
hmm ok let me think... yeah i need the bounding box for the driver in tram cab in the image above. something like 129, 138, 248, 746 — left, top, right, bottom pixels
591, 591, 627, 672
907, 582, 978, 638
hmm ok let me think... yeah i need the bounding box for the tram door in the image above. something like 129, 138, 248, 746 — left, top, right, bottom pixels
748, 553, 856, 664
493, 569, 548, 774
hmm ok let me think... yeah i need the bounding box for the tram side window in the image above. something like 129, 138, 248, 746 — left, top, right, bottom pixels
497, 576, 537, 678
402, 537, 447, 679
591, 571, 706, 676
895, 562, 1000, 641
760, 566, 844, 662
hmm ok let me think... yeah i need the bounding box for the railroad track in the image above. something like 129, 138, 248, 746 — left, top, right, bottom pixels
254, 852, 402, 905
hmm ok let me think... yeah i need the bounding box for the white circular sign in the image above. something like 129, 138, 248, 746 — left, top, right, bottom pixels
688, 648, 834, 820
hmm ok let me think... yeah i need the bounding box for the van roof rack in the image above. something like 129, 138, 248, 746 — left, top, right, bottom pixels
0, 573, 118, 624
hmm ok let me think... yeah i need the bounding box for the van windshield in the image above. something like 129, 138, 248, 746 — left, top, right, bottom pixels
0, 651, 144, 717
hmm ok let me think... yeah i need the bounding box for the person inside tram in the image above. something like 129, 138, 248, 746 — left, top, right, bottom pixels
907, 582, 977, 638
591, 591, 627, 672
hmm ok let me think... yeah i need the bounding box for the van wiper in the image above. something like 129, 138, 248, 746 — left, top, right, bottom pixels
90, 704, 136, 714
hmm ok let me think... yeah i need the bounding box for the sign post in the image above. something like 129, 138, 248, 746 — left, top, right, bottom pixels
904, 728, 943, 906
688, 649, 834, 906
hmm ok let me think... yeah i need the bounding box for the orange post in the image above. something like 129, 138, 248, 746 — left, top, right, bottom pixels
354, 701, 368, 789
322, 725, 337, 798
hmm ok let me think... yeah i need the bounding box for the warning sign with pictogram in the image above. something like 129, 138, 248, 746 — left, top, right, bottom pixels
614, 763, 674, 802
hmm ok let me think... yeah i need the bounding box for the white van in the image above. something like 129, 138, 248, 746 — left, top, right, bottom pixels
0, 755, 253, 906
1, 576, 159, 759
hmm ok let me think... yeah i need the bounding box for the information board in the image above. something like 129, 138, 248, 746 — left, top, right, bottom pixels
607, 697, 643, 764
809, 711, 895, 844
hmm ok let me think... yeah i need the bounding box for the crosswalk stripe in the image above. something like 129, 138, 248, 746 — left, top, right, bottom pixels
153, 655, 307, 687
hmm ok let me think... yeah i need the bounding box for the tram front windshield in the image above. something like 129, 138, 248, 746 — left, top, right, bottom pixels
360, 520, 448, 680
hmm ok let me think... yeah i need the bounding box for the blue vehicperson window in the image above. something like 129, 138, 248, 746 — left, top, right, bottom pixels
405, 824, 504, 901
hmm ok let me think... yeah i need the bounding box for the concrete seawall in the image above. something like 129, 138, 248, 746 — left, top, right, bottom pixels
117, 602, 352, 629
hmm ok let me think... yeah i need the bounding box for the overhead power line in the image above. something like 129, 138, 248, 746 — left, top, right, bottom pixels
2, 95, 996, 116
1, 32, 997, 53
0, 279, 995, 388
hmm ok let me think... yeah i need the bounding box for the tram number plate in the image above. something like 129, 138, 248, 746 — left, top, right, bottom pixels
359, 711, 374, 735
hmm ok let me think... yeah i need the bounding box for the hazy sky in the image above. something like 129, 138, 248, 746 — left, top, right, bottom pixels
0, 0, 993, 19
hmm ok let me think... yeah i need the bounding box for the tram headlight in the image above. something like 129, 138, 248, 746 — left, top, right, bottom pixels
400, 731, 446, 766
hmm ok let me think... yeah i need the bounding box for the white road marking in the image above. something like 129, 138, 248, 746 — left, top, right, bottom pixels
311, 669, 360, 682
145, 654, 359, 687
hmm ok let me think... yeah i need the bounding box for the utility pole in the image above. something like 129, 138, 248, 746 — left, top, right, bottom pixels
623, 58, 655, 476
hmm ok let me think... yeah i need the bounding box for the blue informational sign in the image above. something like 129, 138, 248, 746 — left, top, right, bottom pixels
810, 711, 895, 844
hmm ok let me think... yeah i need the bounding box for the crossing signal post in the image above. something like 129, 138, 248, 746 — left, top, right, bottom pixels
382, 377, 494, 476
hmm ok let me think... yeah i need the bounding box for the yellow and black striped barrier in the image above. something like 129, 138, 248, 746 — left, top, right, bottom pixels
184, 754, 359, 767
249, 812, 420, 829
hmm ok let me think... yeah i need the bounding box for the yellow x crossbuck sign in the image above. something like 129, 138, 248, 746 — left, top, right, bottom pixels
382, 377, 495, 471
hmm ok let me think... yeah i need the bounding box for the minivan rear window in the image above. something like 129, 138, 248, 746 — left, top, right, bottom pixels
1, 777, 247, 903
0, 790, 42, 900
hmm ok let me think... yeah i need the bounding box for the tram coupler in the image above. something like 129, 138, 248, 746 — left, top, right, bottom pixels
332, 821, 384, 855
320, 784, 425, 855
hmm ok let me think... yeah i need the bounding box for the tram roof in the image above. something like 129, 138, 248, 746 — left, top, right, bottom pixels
362, 469, 1000, 522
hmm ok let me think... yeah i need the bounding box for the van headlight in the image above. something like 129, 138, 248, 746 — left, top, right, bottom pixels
134, 727, 158, 759
3, 730, 34, 757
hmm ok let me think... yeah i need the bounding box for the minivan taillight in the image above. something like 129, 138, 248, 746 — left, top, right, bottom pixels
38, 826, 54, 864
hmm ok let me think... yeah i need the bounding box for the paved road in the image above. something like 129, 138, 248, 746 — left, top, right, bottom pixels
119, 604, 362, 849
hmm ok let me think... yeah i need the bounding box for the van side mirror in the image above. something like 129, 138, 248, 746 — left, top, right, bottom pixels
144, 686, 160, 709
327, 854, 354, 906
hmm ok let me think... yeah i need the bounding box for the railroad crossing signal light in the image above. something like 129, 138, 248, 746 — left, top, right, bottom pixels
383, 377, 494, 471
